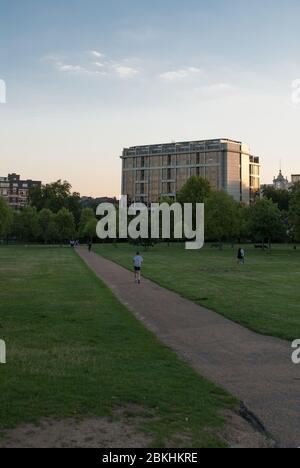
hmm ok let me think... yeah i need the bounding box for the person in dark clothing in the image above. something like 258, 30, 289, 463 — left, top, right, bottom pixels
237, 248, 245, 265
88, 241, 92, 253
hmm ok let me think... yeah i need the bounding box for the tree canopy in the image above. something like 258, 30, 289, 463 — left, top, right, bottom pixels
247, 198, 284, 247
262, 186, 291, 212
289, 182, 300, 241
29, 180, 81, 223
205, 190, 239, 242
0, 197, 13, 238
177, 176, 211, 204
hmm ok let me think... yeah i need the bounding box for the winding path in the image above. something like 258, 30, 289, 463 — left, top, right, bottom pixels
77, 247, 300, 448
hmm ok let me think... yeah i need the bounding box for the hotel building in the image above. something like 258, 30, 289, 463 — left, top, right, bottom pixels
121, 139, 260, 205
0, 173, 41, 210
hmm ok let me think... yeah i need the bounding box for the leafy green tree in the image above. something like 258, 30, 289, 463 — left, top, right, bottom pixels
55, 208, 76, 243
12, 207, 40, 242
47, 218, 60, 243
84, 218, 98, 242
29, 180, 81, 222
177, 176, 211, 204
262, 186, 291, 212
237, 204, 251, 240
248, 198, 285, 248
0, 197, 13, 239
205, 191, 239, 244
289, 182, 300, 241
38, 209, 55, 244
79, 208, 95, 238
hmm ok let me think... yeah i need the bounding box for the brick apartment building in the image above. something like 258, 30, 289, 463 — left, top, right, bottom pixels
0, 173, 41, 210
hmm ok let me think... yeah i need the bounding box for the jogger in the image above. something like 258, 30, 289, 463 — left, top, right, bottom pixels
133, 252, 144, 284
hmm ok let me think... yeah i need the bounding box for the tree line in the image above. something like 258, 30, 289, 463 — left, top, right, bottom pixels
0, 177, 300, 246
0, 180, 98, 244
168, 177, 300, 247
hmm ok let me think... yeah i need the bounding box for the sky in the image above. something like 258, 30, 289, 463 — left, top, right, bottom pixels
1, 0, 300, 196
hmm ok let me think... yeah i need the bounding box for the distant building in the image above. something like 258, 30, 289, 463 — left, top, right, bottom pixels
272, 170, 290, 190
80, 196, 118, 208
121, 139, 260, 205
291, 174, 300, 185
261, 170, 300, 193
0, 173, 41, 210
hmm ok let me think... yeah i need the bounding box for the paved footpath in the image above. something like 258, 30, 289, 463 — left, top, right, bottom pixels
77, 247, 300, 448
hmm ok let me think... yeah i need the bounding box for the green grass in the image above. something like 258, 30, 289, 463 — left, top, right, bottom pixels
0, 246, 236, 447
93, 243, 300, 341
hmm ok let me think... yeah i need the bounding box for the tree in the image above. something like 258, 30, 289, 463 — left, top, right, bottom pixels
79, 208, 95, 238
0, 197, 12, 239
84, 218, 98, 242
248, 198, 285, 248
177, 176, 211, 204
12, 207, 40, 242
38, 209, 55, 244
237, 204, 251, 241
262, 186, 291, 212
55, 208, 76, 243
29, 180, 81, 222
47, 218, 60, 243
289, 182, 300, 241
205, 191, 239, 244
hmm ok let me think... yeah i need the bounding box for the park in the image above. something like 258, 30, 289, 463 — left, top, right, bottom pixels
0, 236, 299, 447
0, 177, 300, 447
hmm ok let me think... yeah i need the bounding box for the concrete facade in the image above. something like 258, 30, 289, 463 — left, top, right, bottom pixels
121, 139, 260, 204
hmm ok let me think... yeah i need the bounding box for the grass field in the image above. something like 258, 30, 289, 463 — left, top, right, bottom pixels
93, 243, 300, 341
0, 246, 236, 447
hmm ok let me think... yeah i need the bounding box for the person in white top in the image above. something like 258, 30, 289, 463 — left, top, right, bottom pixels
133, 252, 144, 284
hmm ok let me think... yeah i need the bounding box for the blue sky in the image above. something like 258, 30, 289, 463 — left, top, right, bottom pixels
1, 0, 300, 195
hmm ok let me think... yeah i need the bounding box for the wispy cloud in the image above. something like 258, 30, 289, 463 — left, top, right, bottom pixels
114, 65, 140, 78
45, 51, 140, 80
160, 67, 202, 82
90, 50, 105, 58
57, 63, 87, 73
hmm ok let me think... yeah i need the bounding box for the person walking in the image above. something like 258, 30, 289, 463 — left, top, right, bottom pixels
237, 247, 245, 265
133, 252, 144, 284
88, 241, 92, 253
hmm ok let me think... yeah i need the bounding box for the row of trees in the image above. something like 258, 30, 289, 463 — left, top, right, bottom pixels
0, 180, 98, 243
0, 205, 98, 244
174, 177, 300, 246
0, 177, 300, 245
